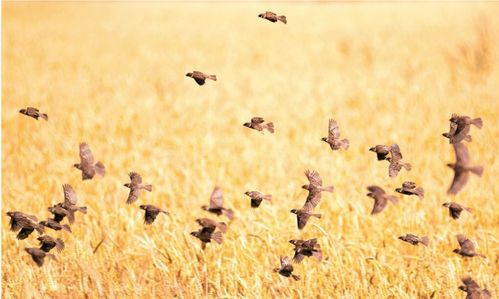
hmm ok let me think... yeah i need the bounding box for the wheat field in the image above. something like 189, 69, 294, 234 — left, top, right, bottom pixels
2, 3, 499, 298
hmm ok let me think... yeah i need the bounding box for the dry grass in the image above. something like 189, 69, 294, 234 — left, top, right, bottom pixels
2, 3, 499, 299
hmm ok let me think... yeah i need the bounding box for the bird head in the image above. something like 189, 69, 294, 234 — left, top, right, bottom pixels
190, 231, 199, 237
301, 184, 310, 190
395, 188, 402, 193
139, 205, 146, 210
453, 249, 460, 254
273, 267, 280, 273
397, 236, 405, 241
185, 72, 193, 78
290, 209, 298, 214
458, 285, 468, 292
258, 13, 265, 18
321, 137, 328, 143
442, 202, 450, 208
19, 109, 26, 114
289, 239, 298, 246
244, 191, 251, 196
201, 205, 209, 211
243, 122, 251, 128
446, 163, 455, 169
73, 163, 81, 170
369, 147, 376, 152
124, 183, 131, 188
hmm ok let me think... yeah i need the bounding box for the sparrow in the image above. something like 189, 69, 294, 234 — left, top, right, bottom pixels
243, 117, 274, 134
290, 208, 321, 230
443, 113, 483, 144
273, 256, 300, 281
398, 234, 429, 246
196, 218, 227, 233
202, 186, 234, 219
258, 11, 287, 24
190, 225, 223, 250
37, 235, 65, 252
321, 119, 349, 151
458, 276, 491, 299
289, 238, 322, 263
185, 71, 217, 86
39, 219, 72, 233
453, 234, 485, 258
58, 184, 87, 221
124, 172, 152, 204
395, 181, 424, 199
73, 142, 105, 180
6, 211, 44, 240
366, 185, 398, 215
19, 107, 48, 121
48, 204, 75, 224
302, 170, 334, 210
442, 202, 472, 220
139, 204, 169, 225
369, 145, 393, 161
386, 144, 411, 177
25, 248, 56, 267
244, 191, 272, 208
447, 142, 483, 195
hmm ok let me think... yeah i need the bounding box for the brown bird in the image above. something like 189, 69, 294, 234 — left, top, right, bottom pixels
243, 117, 274, 134
290, 208, 322, 230
366, 185, 398, 215
289, 238, 323, 263
386, 144, 411, 177
302, 170, 334, 210
124, 172, 152, 204
48, 204, 75, 224
202, 186, 234, 219
442, 202, 472, 220
395, 181, 424, 199
190, 224, 223, 249
139, 204, 169, 225
185, 71, 217, 86
447, 142, 483, 195
369, 145, 392, 161
453, 234, 485, 258
321, 119, 349, 151
25, 248, 56, 267
196, 218, 227, 233
459, 276, 492, 299
59, 184, 87, 220
258, 11, 287, 24
37, 235, 65, 252
398, 234, 429, 246
73, 143, 105, 180
443, 113, 483, 144
273, 256, 300, 281
244, 191, 272, 208
6, 211, 44, 240
19, 107, 48, 121
40, 219, 72, 233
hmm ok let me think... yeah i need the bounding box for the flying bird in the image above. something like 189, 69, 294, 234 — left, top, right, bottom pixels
124, 172, 152, 204
321, 119, 349, 151
6, 211, 44, 240
258, 11, 287, 24
202, 186, 234, 219
459, 276, 491, 299
273, 256, 300, 281
447, 142, 483, 195
48, 204, 75, 224
37, 235, 65, 252
289, 238, 322, 263
366, 185, 398, 215
398, 234, 429, 246
386, 144, 411, 177
302, 170, 334, 210
443, 113, 483, 144
243, 117, 274, 134
442, 202, 472, 220
139, 205, 169, 225
185, 71, 217, 86
39, 219, 72, 233
453, 234, 485, 258
19, 107, 48, 121
73, 143, 105, 180
196, 218, 227, 233
369, 145, 392, 161
57, 184, 87, 222
190, 224, 223, 250
395, 181, 424, 199
290, 208, 321, 230
244, 191, 272, 208
25, 248, 56, 267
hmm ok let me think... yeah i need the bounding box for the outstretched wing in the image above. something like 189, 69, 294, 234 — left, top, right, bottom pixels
371, 197, 387, 215
250, 117, 265, 125
453, 142, 470, 165
328, 119, 341, 141
63, 184, 78, 206
447, 169, 469, 195
129, 172, 143, 185
209, 186, 224, 209
390, 144, 403, 161
305, 170, 323, 186
79, 143, 95, 168
367, 185, 385, 196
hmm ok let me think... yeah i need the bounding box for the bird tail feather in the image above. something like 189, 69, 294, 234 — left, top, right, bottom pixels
403, 163, 412, 171
313, 213, 322, 219
143, 184, 153, 192
321, 185, 334, 193
265, 122, 275, 133
278, 15, 287, 24
218, 222, 227, 233
420, 236, 430, 246
208, 75, 217, 81
341, 139, 350, 150
95, 162, 105, 177
211, 231, 223, 244
470, 166, 483, 176
264, 195, 272, 201
40, 113, 48, 121
471, 118, 483, 128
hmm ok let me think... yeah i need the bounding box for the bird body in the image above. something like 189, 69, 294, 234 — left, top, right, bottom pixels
459, 276, 491, 299
139, 204, 169, 224
273, 256, 300, 281
6, 211, 44, 239
245, 191, 272, 208
302, 170, 333, 210
243, 117, 274, 134
395, 181, 424, 199
196, 218, 227, 233
442, 202, 472, 219
366, 185, 398, 215
290, 208, 321, 230
185, 71, 216, 85
37, 235, 65, 252
40, 219, 72, 233
202, 186, 234, 219
124, 172, 153, 204
289, 238, 322, 263
454, 234, 485, 258
25, 247, 56, 267
258, 11, 287, 24
443, 114, 483, 144
73, 143, 105, 180
398, 234, 429, 246
19, 107, 48, 120
322, 119, 349, 151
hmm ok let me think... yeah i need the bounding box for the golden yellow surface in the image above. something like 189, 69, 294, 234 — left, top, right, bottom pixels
2, 3, 499, 298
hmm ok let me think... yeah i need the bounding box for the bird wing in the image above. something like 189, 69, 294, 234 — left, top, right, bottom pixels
251, 117, 265, 125
79, 142, 95, 168
367, 185, 385, 196
304, 190, 321, 210
447, 168, 469, 195
297, 212, 311, 229
371, 197, 387, 215
390, 144, 403, 161
305, 169, 323, 186
209, 186, 224, 209
63, 184, 78, 206
129, 172, 143, 185
389, 161, 402, 177
461, 277, 480, 291
144, 209, 159, 224
328, 119, 341, 141
28, 250, 46, 267
453, 142, 470, 165
126, 187, 141, 204
281, 256, 293, 271
402, 181, 416, 190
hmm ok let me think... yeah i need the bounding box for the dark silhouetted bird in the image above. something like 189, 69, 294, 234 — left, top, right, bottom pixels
453, 234, 485, 258
190, 223, 223, 249
366, 186, 398, 215
369, 145, 392, 161
40, 219, 72, 233
386, 144, 411, 177
289, 238, 322, 263
398, 234, 429, 246
273, 256, 300, 281
442, 202, 472, 220
139, 204, 169, 225
290, 208, 321, 230
395, 181, 424, 199
37, 235, 65, 252
19, 107, 48, 121
202, 186, 234, 219
48, 204, 75, 224
258, 11, 287, 24
25, 247, 56, 267
302, 170, 334, 210
73, 142, 105, 180
321, 119, 349, 151
245, 191, 272, 208
447, 142, 483, 195
196, 218, 227, 233
443, 114, 483, 144
243, 117, 274, 134
185, 71, 216, 86
124, 172, 152, 204
458, 276, 491, 299
6, 211, 44, 240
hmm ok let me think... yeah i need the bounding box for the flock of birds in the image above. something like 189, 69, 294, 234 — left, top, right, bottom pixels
8, 11, 491, 298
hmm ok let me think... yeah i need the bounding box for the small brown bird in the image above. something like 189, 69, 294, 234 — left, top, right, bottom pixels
447, 142, 483, 195
459, 276, 491, 299
190, 224, 223, 249
243, 117, 274, 134
202, 186, 234, 219
258, 11, 287, 24
273, 256, 300, 281
244, 191, 272, 208
443, 113, 483, 144
73, 143, 105, 180
442, 202, 472, 220
6, 211, 45, 240
185, 71, 217, 86
453, 234, 485, 258
289, 238, 323, 263
321, 119, 349, 151
48, 204, 75, 224
369, 144, 392, 161
19, 107, 48, 121
366, 186, 398, 215
37, 235, 65, 252
196, 218, 227, 233
39, 219, 72, 233
302, 170, 334, 210
139, 205, 169, 225
395, 181, 424, 199
59, 184, 87, 220
398, 234, 429, 246
290, 208, 322, 230
25, 248, 56, 267
386, 144, 411, 177
124, 172, 152, 204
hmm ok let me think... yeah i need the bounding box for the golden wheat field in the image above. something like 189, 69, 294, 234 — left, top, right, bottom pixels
2, 2, 499, 299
